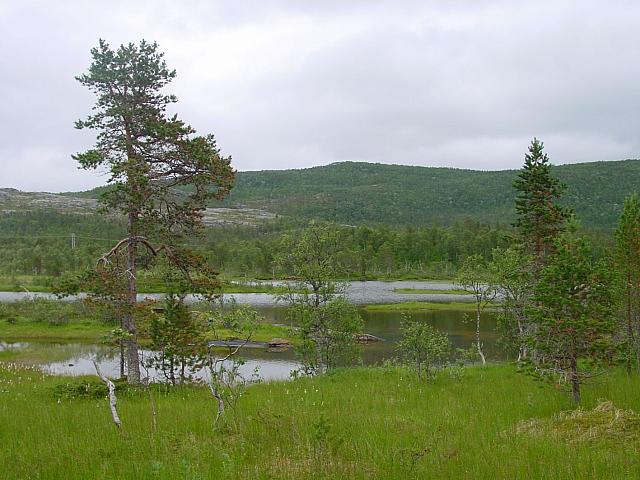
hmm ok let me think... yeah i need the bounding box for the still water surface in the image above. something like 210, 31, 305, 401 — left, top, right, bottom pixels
1, 305, 499, 382
0, 280, 474, 306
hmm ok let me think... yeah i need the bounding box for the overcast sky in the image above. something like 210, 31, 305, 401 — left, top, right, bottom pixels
1, 1, 639, 192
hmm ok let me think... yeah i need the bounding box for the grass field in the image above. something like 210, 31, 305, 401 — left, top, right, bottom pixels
0, 275, 298, 294
0, 320, 296, 345
0, 298, 296, 344
0, 361, 638, 479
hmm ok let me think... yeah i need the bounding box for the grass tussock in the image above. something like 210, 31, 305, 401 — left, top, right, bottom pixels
516, 400, 640, 444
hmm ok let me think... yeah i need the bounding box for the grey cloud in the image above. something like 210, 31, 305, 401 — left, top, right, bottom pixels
0, 0, 639, 191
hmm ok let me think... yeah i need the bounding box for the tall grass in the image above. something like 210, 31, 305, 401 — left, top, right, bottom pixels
1, 362, 638, 479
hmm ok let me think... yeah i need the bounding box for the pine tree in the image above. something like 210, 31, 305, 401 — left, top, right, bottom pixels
513, 138, 570, 267
73, 40, 234, 383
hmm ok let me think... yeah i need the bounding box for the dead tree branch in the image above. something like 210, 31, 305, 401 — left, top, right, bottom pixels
93, 360, 122, 429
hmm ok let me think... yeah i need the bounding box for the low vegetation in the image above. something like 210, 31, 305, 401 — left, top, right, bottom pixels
1, 362, 638, 479
364, 301, 486, 312
0, 298, 296, 345
394, 288, 471, 294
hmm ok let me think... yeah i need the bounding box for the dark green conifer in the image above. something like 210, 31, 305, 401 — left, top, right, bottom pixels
513, 138, 570, 266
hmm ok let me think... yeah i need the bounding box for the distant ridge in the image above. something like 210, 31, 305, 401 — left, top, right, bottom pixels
32, 159, 640, 229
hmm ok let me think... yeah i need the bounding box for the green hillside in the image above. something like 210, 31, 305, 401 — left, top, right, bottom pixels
74, 159, 640, 229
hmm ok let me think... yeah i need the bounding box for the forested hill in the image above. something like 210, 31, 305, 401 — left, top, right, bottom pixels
223, 159, 639, 229
73, 159, 640, 229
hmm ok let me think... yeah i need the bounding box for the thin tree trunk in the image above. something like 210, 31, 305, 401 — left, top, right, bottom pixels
570, 354, 581, 403
119, 338, 125, 379
124, 212, 141, 384
516, 314, 527, 362
476, 299, 486, 365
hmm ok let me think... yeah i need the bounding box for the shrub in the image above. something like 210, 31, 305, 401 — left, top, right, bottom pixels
397, 317, 451, 381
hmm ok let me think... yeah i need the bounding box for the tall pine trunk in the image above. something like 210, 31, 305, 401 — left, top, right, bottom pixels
124, 211, 141, 384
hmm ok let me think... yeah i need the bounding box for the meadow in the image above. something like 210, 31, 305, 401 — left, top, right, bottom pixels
1, 360, 639, 479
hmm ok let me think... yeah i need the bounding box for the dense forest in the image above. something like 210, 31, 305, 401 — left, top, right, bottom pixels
2, 158, 628, 282
72, 159, 640, 229
0, 211, 513, 281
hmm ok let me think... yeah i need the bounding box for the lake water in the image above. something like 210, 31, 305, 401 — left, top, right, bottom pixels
0, 281, 500, 382
0, 280, 475, 306
1, 305, 499, 382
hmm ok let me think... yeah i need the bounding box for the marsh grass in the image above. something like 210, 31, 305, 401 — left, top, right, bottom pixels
394, 288, 472, 295
1, 362, 638, 479
0, 299, 296, 344
0, 274, 300, 294
364, 301, 497, 312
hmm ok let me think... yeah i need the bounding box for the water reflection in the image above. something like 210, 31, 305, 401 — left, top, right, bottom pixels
0, 280, 475, 306
1, 306, 502, 382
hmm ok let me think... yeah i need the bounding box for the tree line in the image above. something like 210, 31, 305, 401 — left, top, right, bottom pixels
0, 209, 617, 283
0, 212, 512, 281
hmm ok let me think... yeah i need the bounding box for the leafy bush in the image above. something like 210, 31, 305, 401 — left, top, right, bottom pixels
52, 378, 108, 400
397, 317, 451, 381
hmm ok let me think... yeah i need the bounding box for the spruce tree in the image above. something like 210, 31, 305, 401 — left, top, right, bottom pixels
529, 226, 617, 403
513, 138, 570, 267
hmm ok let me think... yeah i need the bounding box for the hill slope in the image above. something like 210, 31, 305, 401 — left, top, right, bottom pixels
220, 159, 640, 228
17, 158, 640, 229
0, 189, 274, 227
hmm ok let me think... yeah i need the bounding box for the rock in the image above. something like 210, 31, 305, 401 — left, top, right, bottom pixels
354, 333, 383, 343
268, 338, 290, 348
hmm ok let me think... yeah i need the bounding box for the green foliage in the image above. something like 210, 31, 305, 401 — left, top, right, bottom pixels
614, 193, 640, 371
0, 297, 98, 326
74, 39, 234, 228
456, 254, 497, 364
0, 211, 511, 281
52, 378, 109, 400
277, 222, 364, 374
145, 294, 207, 385
491, 246, 534, 359
528, 230, 619, 402
397, 317, 451, 380
73, 39, 235, 383
292, 297, 364, 375
207, 303, 261, 339
70, 157, 640, 229
513, 138, 571, 263
204, 159, 640, 229
277, 221, 344, 304
456, 254, 495, 297
204, 303, 263, 425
